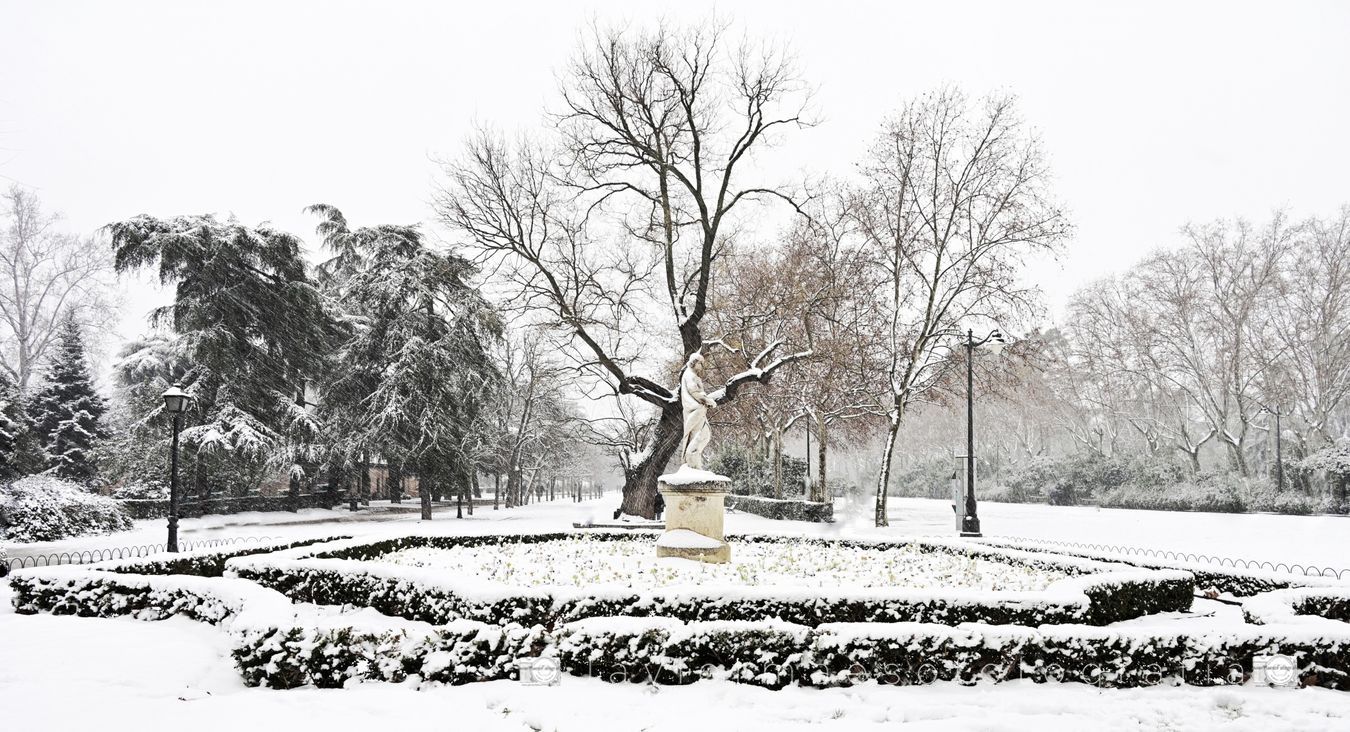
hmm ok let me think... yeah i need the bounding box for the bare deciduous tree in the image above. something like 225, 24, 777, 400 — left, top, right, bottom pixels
437, 21, 813, 517
0, 186, 117, 391
852, 88, 1070, 526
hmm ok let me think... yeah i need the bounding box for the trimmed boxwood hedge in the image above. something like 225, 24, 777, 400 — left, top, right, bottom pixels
725, 495, 834, 523
9, 544, 1347, 691
226, 533, 1194, 628
231, 616, 1350, 691
102, 537, 347, 577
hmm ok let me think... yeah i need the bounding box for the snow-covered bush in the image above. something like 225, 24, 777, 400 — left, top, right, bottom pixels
0, 475, 132, 542
1098, 482, 1244, 513
1242, 486, 1318, 515
110, 480, 169, 500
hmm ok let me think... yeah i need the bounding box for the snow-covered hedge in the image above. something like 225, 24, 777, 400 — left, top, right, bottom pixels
0, 475, 132, 542
9, 564, 289, 623
10, 553, 1348, 691
99, 537, 348, 578
233, 620, 549, 689
1242, 587, 1350, 626
725, 494, 833, 523
226, 533, 1194, 628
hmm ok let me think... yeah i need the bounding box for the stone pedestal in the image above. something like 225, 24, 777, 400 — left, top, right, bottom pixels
656, 470, 731, 563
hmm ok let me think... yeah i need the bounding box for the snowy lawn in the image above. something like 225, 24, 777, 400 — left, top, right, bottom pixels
377, 535, 1071, 592
2, 584, 1349, 732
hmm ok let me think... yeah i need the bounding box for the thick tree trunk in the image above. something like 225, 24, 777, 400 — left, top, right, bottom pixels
619, 403, 681, 519
493, 472, 500, 509
389, 464, 402, 503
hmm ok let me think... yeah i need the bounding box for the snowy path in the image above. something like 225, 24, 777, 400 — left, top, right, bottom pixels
6, 495, 1349, 573
2, 583, 1348, 732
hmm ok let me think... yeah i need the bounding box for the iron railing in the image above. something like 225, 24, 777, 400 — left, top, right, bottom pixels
992, 535, 1349, 580
3, 535, 277, 574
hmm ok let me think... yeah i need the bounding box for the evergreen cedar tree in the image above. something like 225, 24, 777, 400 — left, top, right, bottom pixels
28, 315, 107, 482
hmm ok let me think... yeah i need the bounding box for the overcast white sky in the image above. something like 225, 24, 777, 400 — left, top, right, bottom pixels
2, 0, 1348, 347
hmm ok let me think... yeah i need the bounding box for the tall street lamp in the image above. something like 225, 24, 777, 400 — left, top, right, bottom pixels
162, 382, 192, 552
1255, 401, 1287, 491
962, 329, 1006, 537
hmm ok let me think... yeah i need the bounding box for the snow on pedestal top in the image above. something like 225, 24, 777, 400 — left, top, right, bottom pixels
659, 465, 731, 485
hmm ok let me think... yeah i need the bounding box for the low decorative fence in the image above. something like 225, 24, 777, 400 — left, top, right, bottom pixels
3, 535, 277, 574
994, 536, 1350, 581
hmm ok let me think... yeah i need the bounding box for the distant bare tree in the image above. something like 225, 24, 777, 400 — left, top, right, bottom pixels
852, 88, 1070, 526
1269, 207, 1350, 451
0, 186, 117, 391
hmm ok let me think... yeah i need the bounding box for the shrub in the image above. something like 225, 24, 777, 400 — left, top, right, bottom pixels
0, 475, 133, 542
1098, 482, 1244, 513
889, 459, 956, 499
110, 480, 169, 500
1242, 486, 1318, 515
710, 445, 806, 497
724, 494, 833, 522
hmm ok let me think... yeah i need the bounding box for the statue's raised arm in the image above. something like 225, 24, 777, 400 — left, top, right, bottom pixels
679, 353, 717, 469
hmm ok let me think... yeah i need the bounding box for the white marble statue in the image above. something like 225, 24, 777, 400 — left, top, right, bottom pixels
679, 352, 718, 469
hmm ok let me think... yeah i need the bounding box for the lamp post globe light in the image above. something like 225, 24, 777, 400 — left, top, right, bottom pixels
161, 382, 191, 552
961, 328, 1007, 538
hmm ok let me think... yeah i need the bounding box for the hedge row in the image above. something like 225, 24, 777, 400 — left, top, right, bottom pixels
557, 618, 1350, 690
227, 533, 1194, 628
725, 495, 834, 523
235, 616, 1350, 690
10, 556, 1346, 691
9, 567, 287, 624
1242, 587, 1350, 625
101, 537, 347, 577
233, 621, 549, 689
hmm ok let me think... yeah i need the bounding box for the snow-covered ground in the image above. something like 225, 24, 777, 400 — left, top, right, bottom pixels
1, 581, 1347, 732
4, 496, 1350, 730
379, 535, 1069, 592
8, 495, 1347, 572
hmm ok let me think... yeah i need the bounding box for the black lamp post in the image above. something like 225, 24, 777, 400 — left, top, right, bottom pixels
161, 382, 191, 552
1255, 401, 1287, 491
961, 328, 1006, 537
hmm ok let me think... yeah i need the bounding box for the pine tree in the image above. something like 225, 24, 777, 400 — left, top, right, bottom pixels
29, 314, 107, 483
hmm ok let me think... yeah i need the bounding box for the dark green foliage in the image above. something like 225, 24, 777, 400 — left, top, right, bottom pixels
104, 213, 344, 487
710, 445, 807, 496
306, 205, 502, 503
0, 370, 37, 479
725, 494, 833, 522
28, 315, 106, 482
